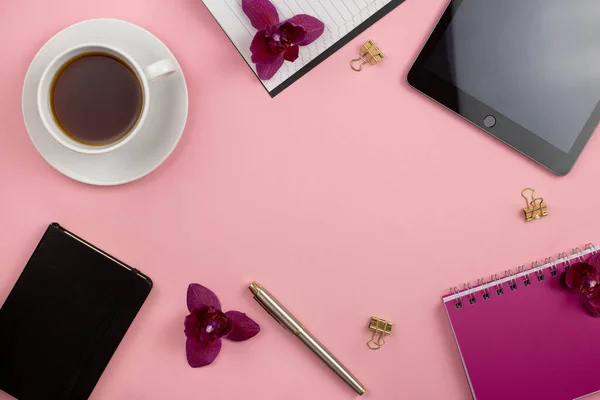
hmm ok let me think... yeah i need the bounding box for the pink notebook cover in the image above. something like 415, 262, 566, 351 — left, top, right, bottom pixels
443, 247, 600, 400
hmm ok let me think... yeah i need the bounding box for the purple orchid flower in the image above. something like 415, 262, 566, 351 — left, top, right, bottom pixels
184, 284, 260, 367
242, 0, 325, 80
559, 254, 600, 318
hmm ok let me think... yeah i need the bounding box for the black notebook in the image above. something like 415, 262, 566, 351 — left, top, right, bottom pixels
0, 224, 152, 400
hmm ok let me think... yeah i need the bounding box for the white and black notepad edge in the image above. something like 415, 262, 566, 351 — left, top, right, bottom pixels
202, 0, 405, 97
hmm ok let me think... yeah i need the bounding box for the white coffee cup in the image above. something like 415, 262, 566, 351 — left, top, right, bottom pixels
37, 43, 176, 155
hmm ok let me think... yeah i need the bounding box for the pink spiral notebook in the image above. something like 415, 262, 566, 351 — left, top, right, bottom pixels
443, 245, 600, 400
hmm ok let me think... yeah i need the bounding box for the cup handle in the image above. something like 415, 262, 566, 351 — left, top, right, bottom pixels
145, 59, 177, 81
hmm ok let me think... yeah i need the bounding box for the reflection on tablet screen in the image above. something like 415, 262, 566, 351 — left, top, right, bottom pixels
425, 0, 600, 153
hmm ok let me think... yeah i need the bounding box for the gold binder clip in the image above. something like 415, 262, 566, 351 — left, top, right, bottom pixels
350, 40, 384, 72
367, 316, 392, 350
522, 188, 548, 222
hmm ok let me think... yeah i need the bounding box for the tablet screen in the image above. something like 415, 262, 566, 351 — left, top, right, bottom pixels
425, 0, 600, 153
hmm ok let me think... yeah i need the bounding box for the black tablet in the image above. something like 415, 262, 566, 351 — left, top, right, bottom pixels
0, 223, 152, 400
407, 0, 600, 175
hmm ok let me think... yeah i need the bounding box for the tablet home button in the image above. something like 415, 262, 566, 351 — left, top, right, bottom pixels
484, 115, 496, 128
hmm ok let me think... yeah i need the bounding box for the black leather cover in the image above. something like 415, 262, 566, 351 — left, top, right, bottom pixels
0, 223, 152, 400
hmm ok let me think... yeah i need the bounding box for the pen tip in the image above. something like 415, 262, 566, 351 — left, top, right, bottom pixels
249, 282, 262, 295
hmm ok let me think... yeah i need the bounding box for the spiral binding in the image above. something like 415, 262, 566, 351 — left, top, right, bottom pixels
517, 265, 531, 286
545, 257, 558, 277
449, 244, 597, 310
505, 269, 517, 291
533, 261, 544, 282
477, 278, 490, 300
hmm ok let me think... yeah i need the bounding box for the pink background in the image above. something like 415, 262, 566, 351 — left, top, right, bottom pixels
1, 0, 600, 399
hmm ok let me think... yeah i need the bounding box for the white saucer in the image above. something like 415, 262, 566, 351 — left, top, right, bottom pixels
22, 19, 188, 185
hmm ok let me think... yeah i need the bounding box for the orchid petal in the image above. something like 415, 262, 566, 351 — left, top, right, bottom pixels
283, 45, 299, 62
224, 311, 261, 341
586, 253, 600, 268
589, 294, 600, 308
581, 295, 600, 318
257, 56, 284, 80
565, 263, 597, 291
186, 338, 222, 367
286, 15, 325, 46
278, 22, 306, 45
559, 271, 569, 290
250, 30, 282, 65
242, 0, 280, 30
187, 284, 221, 311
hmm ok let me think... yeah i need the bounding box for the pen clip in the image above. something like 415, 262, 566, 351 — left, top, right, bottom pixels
253, 297, 288, 330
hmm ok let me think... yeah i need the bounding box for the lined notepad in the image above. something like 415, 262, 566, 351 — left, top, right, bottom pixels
203, 0, 404, 96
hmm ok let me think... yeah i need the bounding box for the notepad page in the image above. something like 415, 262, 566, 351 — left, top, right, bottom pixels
203, 0, 393, 92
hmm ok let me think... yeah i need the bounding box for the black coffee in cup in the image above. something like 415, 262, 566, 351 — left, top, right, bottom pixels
50, 53, 143, 146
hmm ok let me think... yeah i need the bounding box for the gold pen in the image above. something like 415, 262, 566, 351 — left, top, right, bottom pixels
249, 282, 366, 395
